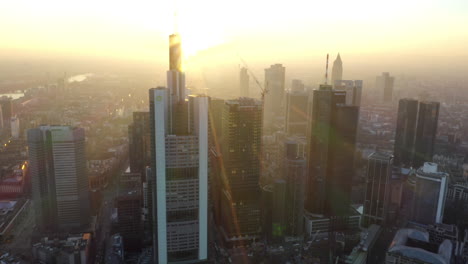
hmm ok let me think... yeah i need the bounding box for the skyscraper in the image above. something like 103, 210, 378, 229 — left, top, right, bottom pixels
412, 162, 448, 225
362, 152, 393, 228
306, 84, 359, 221
263, 64, 285, 130
285, 89, 309, 136
283, 140, 306, 237
291, 79, 305, 92
128, 111, 151, 176
27, 125, 90, 232
219, 98, 263, 245
0, 97, 13, 128
331, 53, 343, 86
393, 99, 439, 167
150, 33, 208, 263
413, 102, 440, 168
376, 72, 394, 103
394, 99, 418, 167
272, 179, 287, 240
333, 80, 363, 106
239, 67, 249, 97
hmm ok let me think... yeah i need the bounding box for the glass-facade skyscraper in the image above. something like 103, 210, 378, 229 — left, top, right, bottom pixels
27, 125, 90, 232
150, 33, 209, 263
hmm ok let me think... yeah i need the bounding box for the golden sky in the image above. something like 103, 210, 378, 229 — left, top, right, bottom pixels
1, 0, 467, 63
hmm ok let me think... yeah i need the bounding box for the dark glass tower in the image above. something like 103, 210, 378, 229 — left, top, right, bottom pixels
362, 152, 393, 228
394, 99, 418, 167
306, 84, 359, 224
128, 111, 151, 176
285, 90, 309, 136
219, 98, 263, 245
284, 140, 306, 237
413, 102, 440, 168
393, 99, 439, 167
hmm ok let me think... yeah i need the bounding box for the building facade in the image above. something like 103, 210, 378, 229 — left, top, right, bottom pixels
333, 80, 363, 106
263, 64, 285, 130
283, 140, 306, 237
413, 102, 440, 168
394, 99, 418, 167
285, 90, 309, 136
27, 125, 90, 232
412, 162, 448, 225
306, 85, 359, 223
219, 98, 263, 245
239, 67, 249, 97
331, 53, 343, 86
377, 72, 394, 103
150, 32, 209, 263
362, 152, 393, 227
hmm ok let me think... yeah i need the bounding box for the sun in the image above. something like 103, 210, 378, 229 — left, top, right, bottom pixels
180, 30, 224, 58
174, 8, 226, 58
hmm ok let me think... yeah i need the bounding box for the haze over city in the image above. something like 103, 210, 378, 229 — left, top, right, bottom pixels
1, 1, 468, 264
1, 0, 468, 85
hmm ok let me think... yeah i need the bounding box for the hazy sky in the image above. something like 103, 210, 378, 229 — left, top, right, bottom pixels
1, 0, 468, 72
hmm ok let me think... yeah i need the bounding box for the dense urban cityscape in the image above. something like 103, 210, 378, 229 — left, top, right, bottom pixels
1, 1, 468, 264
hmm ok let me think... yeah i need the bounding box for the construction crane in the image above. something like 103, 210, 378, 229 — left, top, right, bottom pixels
236, 53, 268, 100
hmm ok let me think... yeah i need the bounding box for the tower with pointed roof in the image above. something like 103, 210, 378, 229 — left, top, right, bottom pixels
331, 53, 343, 87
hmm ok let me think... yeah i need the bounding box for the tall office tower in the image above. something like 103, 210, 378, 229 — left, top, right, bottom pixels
291, 79, 305, 92
284, 140, 306, 237
376, 72, 394, 103
413, 102, 440, 168
263, 64, 286, 130
128, 112, 151, 176
150, 32, 208, 263
394, 99, 439, 167
394, 99, 418, 167
412, 162, 448, 225
219, 98, 263, 245
10, 117, 20, 138
306, 84, 359, 222
208, 98, 225, 227
239, 67, 249, 97
362, 152, 393, 228
150, 88, 209, 263
116, 173, 143, 252
27, 125, 90, 232
0, 97, 13, 128
285, 90, 309, 136
331, 53, 343, 86
272, 179, 287, 240
333, 80, 363, 106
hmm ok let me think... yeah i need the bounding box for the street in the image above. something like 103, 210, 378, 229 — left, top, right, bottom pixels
95, 161, 128, 264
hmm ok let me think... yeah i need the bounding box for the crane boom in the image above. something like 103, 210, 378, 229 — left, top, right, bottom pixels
236, 53, 268, 100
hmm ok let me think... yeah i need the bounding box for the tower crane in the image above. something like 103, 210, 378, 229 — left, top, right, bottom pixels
237, 53, 268, 100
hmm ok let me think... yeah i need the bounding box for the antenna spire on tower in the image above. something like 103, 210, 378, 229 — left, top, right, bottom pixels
325, 53, 329, 84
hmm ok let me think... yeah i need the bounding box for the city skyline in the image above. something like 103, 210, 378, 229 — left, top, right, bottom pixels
1, 2, 468, 263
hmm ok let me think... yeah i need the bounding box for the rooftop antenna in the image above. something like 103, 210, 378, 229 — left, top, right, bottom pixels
325, 53, 329, 84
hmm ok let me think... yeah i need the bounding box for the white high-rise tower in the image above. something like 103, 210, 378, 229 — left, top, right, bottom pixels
150, 33, 209, 264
